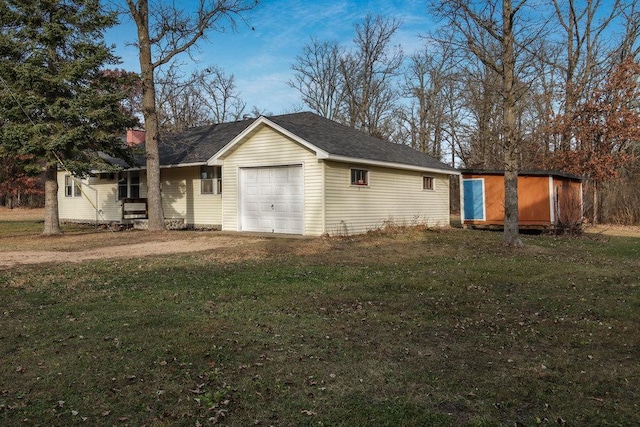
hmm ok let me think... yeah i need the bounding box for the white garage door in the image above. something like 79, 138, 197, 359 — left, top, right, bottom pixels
240, 165, 304, 234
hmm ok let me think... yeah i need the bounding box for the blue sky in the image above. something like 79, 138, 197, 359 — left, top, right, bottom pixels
106, 0, 434, 115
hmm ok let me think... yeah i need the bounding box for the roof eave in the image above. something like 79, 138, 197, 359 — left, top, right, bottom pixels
323, 154, 460, 175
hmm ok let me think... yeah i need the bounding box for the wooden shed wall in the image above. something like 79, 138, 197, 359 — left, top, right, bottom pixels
463, 173, 562, 227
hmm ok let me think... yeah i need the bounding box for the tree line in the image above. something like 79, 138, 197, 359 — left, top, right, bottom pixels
287, 1, 640, 241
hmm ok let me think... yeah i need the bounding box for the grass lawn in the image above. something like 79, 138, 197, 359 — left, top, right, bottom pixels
1, 221, 639, 426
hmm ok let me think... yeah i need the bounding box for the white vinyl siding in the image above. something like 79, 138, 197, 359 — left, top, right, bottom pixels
57, 171, 146, 223
324, 161, 450, 235
58, 167, 222, 227
161, 166, 222, 227
220, 126, 324, 235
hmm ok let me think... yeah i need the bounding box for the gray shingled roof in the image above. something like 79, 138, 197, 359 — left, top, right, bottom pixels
268, 112, 457, 172
460, 169, 583, 180
130, 112, 456, 173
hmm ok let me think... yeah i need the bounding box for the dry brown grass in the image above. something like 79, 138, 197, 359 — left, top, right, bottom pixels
1, 216, 639, 426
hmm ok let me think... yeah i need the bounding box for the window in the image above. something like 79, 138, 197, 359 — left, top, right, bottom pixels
118, 171, 140, 200
423, 176, 434, 191
64, 175, 81, 197
201, 166, 222, 194
350, 168, 369, 186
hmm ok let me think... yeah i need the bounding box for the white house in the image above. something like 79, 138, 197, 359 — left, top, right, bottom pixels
57, 112, 459, 236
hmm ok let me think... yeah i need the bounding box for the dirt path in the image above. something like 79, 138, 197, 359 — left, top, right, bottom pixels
0, 236, 265, 269
2, 207, 639, 269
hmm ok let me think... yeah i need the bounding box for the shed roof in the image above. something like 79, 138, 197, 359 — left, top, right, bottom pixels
460, 169, 583, 181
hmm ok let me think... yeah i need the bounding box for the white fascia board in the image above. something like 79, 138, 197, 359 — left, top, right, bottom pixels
103, 162, 207, 172
208, 116, 329, 163
161, 162, 206, 169
323, 154, 460, 175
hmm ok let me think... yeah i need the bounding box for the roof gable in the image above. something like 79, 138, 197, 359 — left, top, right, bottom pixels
210, 115, 328, 162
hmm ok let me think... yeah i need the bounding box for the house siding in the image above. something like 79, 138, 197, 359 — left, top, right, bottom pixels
57, 168, 222, 227
324, 161, 451, 235
161, 166, 222, 227
220, 126, 324, 235
57, 171, 123, 223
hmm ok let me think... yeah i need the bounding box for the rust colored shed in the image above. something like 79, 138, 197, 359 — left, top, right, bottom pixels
461, 170, 583, 230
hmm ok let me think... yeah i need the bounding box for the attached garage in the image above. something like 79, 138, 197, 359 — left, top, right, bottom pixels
239, 165, 304, 234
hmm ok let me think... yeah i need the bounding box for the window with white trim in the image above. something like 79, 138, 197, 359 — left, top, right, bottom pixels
423, 176, 435, 191
64, 175, 82, 197
350, 168, 369, 186
118, 171, 140, 200
200, 166, 222, 194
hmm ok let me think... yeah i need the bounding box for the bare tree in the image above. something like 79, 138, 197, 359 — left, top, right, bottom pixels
401, 42, 457, 158
433, 0, 544, 247
288, 38, 346, 121
550, 0, 625, 150
123, 0, 257, 231
156, 63, 204, 132
340, 14, 404, 139
460, 61, 504, 169
194, 65, 246, 123
156, 64, 245, 132
613, 0, 640, 63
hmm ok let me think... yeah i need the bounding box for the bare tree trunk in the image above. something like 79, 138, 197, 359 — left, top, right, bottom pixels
132, 1, 165, 232
42, 164, 61, 235
125, 0, 257, 232
502, 0, 523, 247
503, 150, 522, 246
592, 182, 599, 224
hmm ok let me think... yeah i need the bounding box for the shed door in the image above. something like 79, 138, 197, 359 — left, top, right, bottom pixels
240, 165, 304, 234
463, 178, 486, 221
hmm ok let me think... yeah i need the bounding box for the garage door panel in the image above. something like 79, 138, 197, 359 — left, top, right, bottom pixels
244, 201, 258, 213
244, 217, 258, 228
289, 218, 303, 230
274, 202, 287, 213
259, 202, 273, 213
259, 185, 273, 196
258, 169, 271, 180
290, 202, 303, 214
244, 169, 258, 181
274, 168, 289, 181
240, 166, 304, 234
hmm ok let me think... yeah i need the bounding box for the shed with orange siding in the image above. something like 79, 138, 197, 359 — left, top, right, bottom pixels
460, 170, 583, 230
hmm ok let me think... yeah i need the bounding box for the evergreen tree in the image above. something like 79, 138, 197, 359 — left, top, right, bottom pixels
0, 0, 138, 234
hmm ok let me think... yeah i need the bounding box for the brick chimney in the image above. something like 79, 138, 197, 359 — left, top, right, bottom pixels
126, 129, 146, 146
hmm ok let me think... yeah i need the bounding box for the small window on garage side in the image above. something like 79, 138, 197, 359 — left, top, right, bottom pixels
201, 166, 222, 194
64, 175, 82, 197
350, 168, 369, 186
423, 176, 435, 191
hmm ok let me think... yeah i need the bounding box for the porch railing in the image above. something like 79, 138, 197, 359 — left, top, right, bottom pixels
122, 198, 148, 221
